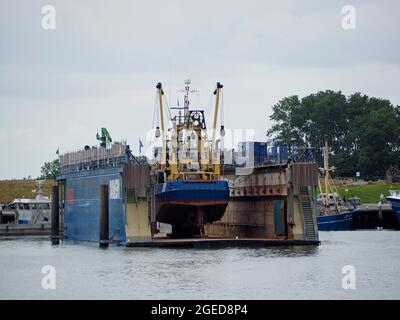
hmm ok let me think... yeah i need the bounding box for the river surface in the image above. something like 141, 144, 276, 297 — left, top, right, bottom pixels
0, 231, 399, 299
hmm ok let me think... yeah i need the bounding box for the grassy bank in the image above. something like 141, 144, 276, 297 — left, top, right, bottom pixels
329, 182, 400, 204
0, 180, 56, 204
1, 179, 399, 205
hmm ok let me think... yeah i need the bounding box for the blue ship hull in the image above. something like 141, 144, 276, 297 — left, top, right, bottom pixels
317, 209, 357, 231
387, 197, 400, 224
155, 180, 229, 235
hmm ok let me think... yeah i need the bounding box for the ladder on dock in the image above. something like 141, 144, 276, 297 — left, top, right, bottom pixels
299, 187, 319, 241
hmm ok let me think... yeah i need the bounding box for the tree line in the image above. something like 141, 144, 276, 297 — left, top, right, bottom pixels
267, 90, 400, 180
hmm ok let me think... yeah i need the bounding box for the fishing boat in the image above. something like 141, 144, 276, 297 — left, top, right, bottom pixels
387, 190, 400, 224
152, 80, 229, 237
317, 141, 358, 231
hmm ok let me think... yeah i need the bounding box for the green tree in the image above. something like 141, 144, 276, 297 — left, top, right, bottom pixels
40, 159, 60, 179
268, 91, 400, 179
268, 95, 303, 145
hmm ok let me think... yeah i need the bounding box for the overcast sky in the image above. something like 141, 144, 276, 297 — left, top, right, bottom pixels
0, 0, 399, 179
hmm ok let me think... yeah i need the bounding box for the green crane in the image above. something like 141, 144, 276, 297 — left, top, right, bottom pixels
96, 128, 112, 147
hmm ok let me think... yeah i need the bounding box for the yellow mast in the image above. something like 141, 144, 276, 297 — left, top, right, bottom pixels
156, 83, 166, 170
324, 140, 329, 208
322, 140, 341, 213
211, 82, 223, 177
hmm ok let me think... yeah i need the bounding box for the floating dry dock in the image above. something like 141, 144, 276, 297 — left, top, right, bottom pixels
55, 142, 320, 247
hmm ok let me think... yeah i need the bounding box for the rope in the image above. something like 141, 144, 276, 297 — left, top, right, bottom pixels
152, 94, 158, 129
205, 93, 214, 130
163, 94, 172, 124
220, 89, 224, 126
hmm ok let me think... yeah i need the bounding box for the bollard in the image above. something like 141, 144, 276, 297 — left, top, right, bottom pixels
99, 184, 109, 248
51, 185, 60, 245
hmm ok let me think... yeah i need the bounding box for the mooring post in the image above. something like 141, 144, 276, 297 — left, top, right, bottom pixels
378, 200, 383, 229
51, 185, 60, 245
99, 184, 109, 248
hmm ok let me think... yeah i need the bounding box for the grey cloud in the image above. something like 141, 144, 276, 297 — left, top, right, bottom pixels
0, 0, 399, 178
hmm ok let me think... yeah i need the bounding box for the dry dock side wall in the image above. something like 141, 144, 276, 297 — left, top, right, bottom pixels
57, 167, 126, 243
205, 163, 319, 241
122, 165, 152, 243
205, 198, 288, 239
56, 164, 152, 244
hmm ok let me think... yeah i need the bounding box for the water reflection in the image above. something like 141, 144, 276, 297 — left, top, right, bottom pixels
226, 245, 320, 259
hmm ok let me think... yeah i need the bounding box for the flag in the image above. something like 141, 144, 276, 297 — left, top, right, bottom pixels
139, 139, 144, 155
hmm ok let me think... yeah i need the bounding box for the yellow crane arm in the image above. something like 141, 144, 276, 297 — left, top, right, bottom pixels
156, 82, 166, 167
211, 82, 223, 176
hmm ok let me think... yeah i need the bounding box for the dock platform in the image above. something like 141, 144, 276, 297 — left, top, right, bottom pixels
126, 237, 320, 248
353, 204, 398, 229
0, 223, 51, 236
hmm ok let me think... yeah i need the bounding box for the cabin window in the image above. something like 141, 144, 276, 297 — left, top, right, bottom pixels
9, 203, 16, 210
31, 204, 37, 210
23, 204, 30, 210
45, 203, 50, 209
18, 203, 24, 210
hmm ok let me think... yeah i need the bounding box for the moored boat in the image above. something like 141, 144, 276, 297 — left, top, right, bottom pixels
317, 210, 356, 231
1, 180, 51, 225
387, 190, 400, 224
317, 141, 356, 231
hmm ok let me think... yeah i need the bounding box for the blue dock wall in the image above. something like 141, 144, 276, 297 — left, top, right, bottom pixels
58, 167, 126, 244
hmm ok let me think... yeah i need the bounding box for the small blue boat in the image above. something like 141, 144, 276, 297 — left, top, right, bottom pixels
387, 190, 400, 224
317, 209, 357, 231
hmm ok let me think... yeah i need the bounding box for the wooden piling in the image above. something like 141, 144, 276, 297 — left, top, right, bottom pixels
51, 185, 60, 245
99, 184, 109, 248
378, 201, 383, 229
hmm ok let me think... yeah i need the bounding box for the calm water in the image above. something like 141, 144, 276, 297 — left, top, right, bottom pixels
0, 231, 399, 299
